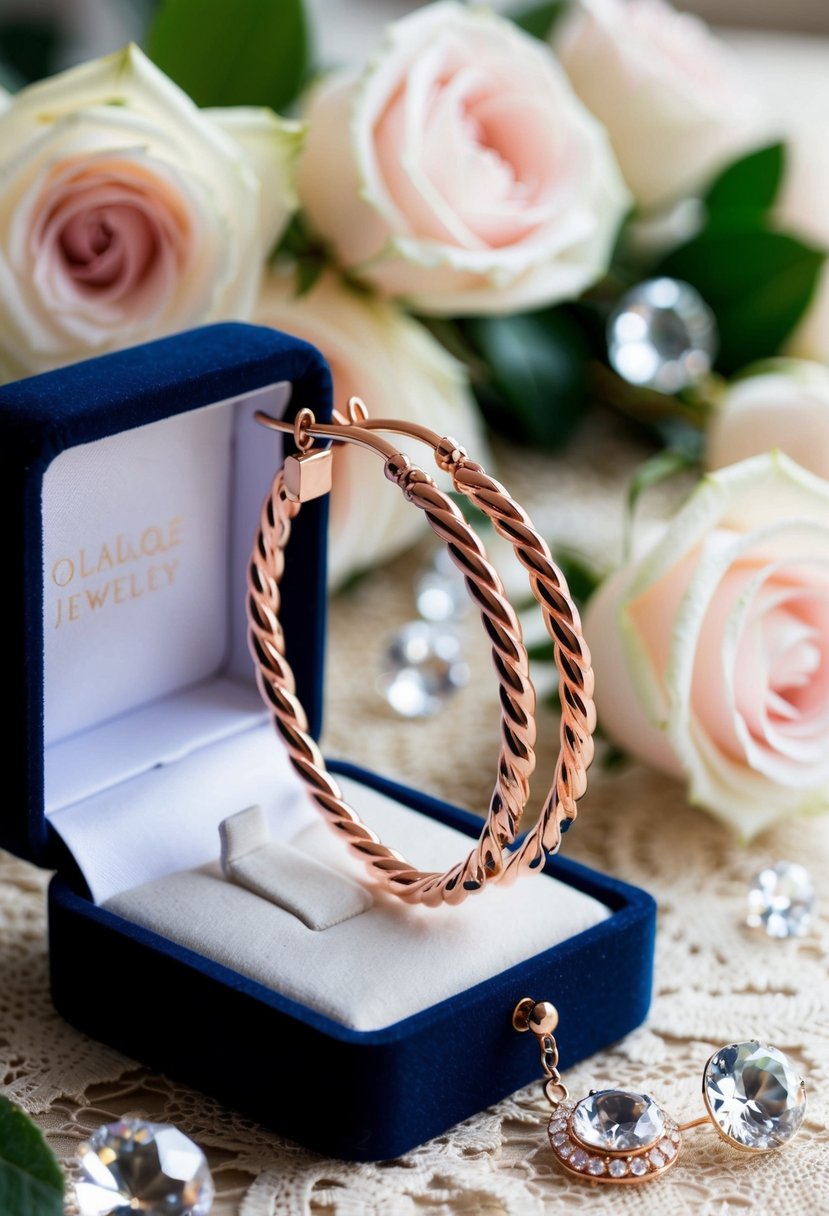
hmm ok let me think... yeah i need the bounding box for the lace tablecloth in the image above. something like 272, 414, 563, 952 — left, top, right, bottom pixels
2, 420, 828, 1215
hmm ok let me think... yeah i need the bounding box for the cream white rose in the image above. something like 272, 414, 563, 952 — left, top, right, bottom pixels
585, 454, 829, 838
0, 44, 303, 379
297, 1, 628, 316
254, 267, 488, 586
707, 361, 829, 481
557, 0, 763, 211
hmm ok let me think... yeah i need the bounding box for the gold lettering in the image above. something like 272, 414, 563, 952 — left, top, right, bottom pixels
162, 560, 178, 586
86, 584, 109, 610
54, 598, 62, 629
98, 543, 113, 572
52, 558, 74, 587
140, 526, 164, 557
116, 533, 139, 565
79, 548, 94, 579
112, 577, 128, 604
129, 573, 144, 599
67, 594, 80, 622
168, 515, 184, 547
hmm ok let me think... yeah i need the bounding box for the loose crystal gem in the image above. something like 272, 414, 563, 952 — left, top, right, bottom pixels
572, 1090, 663, 1152
587, 1158, 606, 1176
658, 1138, 676, 1159
378, 621, 469, 717
607, 277, 717, 394
570, 1148, 590, 1170
608, 1159, 628, 1178
629, 1157, 649, 1177
747, 861, 816, 939
75, 1119, 214, 1216
415, 553, 469, 623
704, 1041, 807, 1149
648, 1148, 665, 1168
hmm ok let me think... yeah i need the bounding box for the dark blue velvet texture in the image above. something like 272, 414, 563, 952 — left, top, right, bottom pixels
49, 767, 656, 1161
0, 322, 332, 868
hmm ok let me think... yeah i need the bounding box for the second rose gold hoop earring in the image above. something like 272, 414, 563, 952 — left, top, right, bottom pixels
247, 397, 596, 907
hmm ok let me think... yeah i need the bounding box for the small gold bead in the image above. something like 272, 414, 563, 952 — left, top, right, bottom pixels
530, 1001, 559, 1036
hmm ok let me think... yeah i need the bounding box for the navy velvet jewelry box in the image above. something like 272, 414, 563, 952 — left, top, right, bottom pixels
0, 322, 656, 1162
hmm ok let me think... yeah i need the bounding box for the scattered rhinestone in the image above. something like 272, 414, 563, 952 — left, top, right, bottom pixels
75, 1119, 214, 1216
747, 861, 816, 939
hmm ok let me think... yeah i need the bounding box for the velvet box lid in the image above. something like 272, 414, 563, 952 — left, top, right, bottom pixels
0, 321, 656, 1162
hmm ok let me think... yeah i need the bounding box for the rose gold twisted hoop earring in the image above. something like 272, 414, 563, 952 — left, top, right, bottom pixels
247, 398, 595, 906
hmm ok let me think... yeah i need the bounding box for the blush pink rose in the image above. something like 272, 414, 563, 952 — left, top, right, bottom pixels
585, 454, 829, 837
0, 45, 303, 379
557, 0, 763, 210
297, 1, 628, 315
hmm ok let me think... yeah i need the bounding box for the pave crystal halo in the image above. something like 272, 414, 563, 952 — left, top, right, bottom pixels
547, 1092, 682, 1184
514, 998, 807, 1188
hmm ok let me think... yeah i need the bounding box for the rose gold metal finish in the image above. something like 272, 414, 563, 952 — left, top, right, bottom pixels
677, 1116, 708, 1132
248, 402, 595, 904
512, 997, 569, 1106
284, 447, 333, 503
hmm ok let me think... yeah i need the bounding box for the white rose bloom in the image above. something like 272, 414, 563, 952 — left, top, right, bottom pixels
298, 2, 628, 316
707, 360, 829, 481
254, 267, 489, 587
0, 44, 303, 379
557, 0, 763, 211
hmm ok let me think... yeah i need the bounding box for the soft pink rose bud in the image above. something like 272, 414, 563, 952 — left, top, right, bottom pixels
585, 454, 829, 838
707, 362, 829, 482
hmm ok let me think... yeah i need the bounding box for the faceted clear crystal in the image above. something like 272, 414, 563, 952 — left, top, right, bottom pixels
75, 1119, 214, 1216
704, 1041, 807, 1149
629, 1157, 649, 1177
608, 1159, 628, 1178
378, 621, 469, 717
415, 550, 469, 623
570, 1148, 590, 1170
572, 1090, 663, 1152
607, 277, 717, 394
747, 861, 816, 938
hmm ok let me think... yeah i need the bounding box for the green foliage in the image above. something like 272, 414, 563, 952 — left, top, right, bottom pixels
512, 1, 569, 40
658, 225, 825, 375
148, 0, 310, 112
704, 142, 785, 225
463, 309, 589, 450
0, 1096, 64, 1216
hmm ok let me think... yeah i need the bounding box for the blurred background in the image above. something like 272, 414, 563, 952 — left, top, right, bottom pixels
0, 0, 826, 89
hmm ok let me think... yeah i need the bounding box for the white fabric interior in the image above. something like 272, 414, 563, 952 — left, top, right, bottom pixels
39, 377, 610, 1030
105, 775, 609, 1031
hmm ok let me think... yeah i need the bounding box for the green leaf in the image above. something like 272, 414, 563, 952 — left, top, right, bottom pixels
512, 0, 569, 40
148, 0, 309, 112
658, 224, 826, 374
704, 142, 785, 221
464, 309, 588, 449
624, 447, 697, 557
0, 1096, 64, 1216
